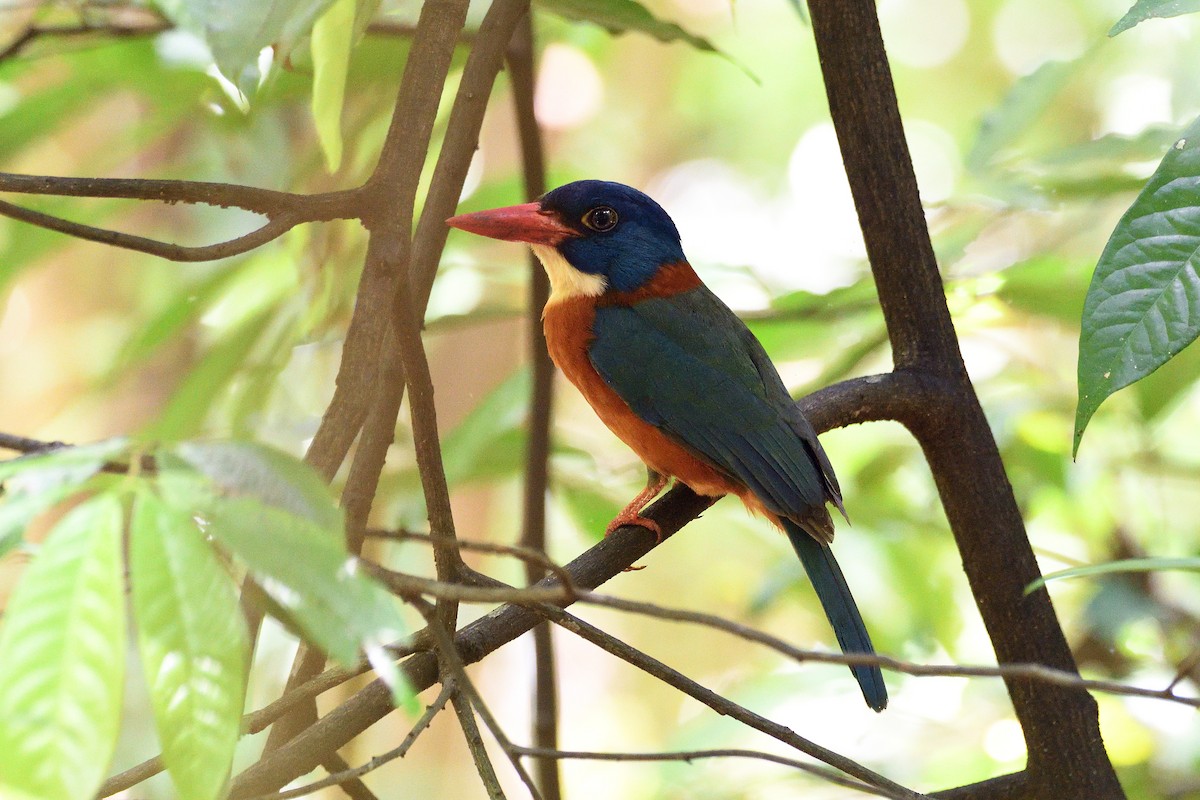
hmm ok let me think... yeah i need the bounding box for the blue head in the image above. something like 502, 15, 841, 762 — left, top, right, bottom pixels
539, 181, 685, 292
448, 180, 686, 294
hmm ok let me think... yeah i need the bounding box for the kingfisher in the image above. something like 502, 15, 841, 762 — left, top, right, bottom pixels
447, 180, 887, 711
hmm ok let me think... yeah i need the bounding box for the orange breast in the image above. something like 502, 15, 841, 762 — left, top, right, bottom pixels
542, 293, 742, 500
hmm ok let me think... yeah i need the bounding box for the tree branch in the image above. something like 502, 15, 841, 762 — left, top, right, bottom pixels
241, 682, 455, 800
507, 11, 562, 800
510, 746, 898, 798
806, 0, 1123, 796
265, 0, 475, 755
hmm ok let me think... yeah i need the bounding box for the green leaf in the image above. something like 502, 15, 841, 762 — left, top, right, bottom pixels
1075, 116, 1200, 455
205, 496, 405, 667
110, 265, 249, 372
537, 0, 720, 54
0, 484, 79, 561
0, 439, 130, 557
0, 495, 126, 800
997, 256, 1087, 325
311, 0, 357, 172
784, 0, 809, 23
145, 310, 271, 440
0, 437, 129, 483
130, 488, 248, 800
968, 59, 1076, 172
155, 0, 341, 91
441, 368, 531, 484
1027, 557, 1200, 594
1110, 0, 1200, 36
171, 439, 342, 531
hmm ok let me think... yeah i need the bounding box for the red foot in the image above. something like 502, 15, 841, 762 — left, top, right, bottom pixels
605, 511, 663, 542
606, 513, 661, 571
605, 471, 670, 571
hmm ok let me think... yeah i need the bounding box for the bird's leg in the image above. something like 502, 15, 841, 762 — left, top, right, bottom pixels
606, 468, 670, 542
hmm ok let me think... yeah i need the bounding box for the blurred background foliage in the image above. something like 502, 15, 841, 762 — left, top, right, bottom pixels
2, 0, 1199, 797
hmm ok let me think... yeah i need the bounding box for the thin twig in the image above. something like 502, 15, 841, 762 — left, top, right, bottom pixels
414, 597, 542, 800
0, 198, 299, 261
0, 432, 65, 453
387, 569, 1200, 710
409, 599, 509, 800
242, 682, 456, 800
0, 172, 359, 215
0, 14, 461, 62
511, 746, 899, 797
540, 607, 925, 799
367, 529, 576, 588
576, 593, 1200, 709
506, 11, 562, 800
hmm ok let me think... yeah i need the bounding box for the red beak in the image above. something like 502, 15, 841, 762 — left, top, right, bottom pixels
447, 202, 577, 246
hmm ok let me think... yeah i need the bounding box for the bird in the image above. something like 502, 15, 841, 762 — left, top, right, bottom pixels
447, 180, 887, 711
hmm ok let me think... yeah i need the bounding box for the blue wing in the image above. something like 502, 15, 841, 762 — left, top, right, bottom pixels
588, 286, 885, 710
588, 286, 840, 531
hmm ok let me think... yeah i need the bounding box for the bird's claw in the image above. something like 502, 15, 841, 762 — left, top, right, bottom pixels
605, 512, 662, 572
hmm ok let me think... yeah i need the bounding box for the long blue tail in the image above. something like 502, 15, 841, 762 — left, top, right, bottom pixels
783, 520, 887, 711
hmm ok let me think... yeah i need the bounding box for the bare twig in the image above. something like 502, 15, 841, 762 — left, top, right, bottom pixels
506, 11, 562, 800
0, 432, 65, 453
367, 529, 576, 588
541, 607, 925, 799
242, 681, 455, 800
0, 172, 358, 215
0, 198, 298, 261
413, 597, 541, 800
0, 12, 460, 62
510, 746, 899, 797
575, 592, 1200, 709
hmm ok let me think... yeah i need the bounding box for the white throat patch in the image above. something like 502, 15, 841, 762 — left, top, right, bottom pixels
531, 244, 606, 305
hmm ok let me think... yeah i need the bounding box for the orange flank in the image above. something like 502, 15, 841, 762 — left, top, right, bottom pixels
542, 260, 782, 529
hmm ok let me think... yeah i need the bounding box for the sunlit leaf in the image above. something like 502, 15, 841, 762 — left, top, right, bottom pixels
968, 59, 1076, 172
110, 265, 250, 371
0, 495, 125, 800
171, 439, 342, 531
441, 367, 530, 482
311, 0, 357, 172
205, 496, 404, 667
1028, 557, 1200, 594
145, 310, 272, 440
538, 0, 720, 55
130, 488, 248, 800
155, 0, 341, 90
1110, 0, 1200, 36
0, 483, 78, 560
997, 256, 1087, 324
0, 437, 128, 483
0, 439, 130, 557
1075, 116, 1200, 455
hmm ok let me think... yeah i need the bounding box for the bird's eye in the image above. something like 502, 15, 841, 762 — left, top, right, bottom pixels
582, 206, 619, 232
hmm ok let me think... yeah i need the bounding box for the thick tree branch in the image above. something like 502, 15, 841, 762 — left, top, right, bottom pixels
806, 1, 1122, 797
266, 0, 476, 755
